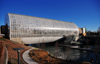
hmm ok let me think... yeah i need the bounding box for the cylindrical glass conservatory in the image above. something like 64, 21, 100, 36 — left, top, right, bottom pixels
5, 13, 79, 44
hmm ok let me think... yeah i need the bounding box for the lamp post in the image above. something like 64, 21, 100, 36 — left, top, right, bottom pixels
12, 48, 24, 64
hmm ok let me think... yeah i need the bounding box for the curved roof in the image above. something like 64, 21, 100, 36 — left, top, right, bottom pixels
8, 13, 78, 31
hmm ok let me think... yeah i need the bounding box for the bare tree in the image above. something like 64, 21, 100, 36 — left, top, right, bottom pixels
97, 26, 100, 32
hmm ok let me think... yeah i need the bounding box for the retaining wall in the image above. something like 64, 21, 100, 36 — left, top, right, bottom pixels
0, 42, 8, 64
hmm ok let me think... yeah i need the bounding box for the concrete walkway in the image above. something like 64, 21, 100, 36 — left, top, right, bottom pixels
22, 49, 38, 64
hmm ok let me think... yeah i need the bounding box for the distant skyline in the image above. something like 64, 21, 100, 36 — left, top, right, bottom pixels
0, 0, 100, 31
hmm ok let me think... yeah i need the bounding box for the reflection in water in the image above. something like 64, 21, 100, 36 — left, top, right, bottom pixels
41, 46, 100, 63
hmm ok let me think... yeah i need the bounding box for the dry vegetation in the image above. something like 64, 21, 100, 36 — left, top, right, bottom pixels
0, 37, 31, 64
29, 49, 65, 64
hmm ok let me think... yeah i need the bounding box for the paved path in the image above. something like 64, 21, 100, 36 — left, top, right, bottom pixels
22, 49, 38, 64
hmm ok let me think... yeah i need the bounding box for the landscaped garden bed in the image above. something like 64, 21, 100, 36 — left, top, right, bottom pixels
29, 49, 65, 64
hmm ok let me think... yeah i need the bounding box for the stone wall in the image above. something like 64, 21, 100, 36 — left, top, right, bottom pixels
10, 38, 24, 44
79, 28, 82, 34
0, 42, 6, 64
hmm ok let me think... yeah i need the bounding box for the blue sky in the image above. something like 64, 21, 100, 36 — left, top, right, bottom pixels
0, 0, 100, 31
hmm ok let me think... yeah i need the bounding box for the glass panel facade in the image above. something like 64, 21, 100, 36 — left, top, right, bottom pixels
5, 13, 79, 38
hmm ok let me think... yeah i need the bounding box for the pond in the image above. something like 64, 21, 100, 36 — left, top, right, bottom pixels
40, 45, 100, 64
